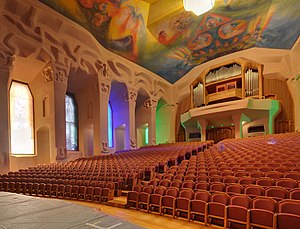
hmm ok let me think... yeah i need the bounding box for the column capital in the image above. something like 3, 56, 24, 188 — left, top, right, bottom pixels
101, 141, 109, 153
43, 62, 69, 84
130, 139, 136, 149
143, 98, 157, 108
99, 80, 111, 95
53, 65, 68, 84
41, 65, 54, 83
125, 87, 137, 102
55, 147, 67, 161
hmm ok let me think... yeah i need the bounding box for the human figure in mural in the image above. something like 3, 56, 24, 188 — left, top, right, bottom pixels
158, 30, 184, 46
79, 0, 144, 61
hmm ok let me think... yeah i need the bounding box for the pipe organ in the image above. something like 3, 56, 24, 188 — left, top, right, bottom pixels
190, 58, 264, 108
193, 82, 204, 107
205, 64, 241, 84
245, 69, 259, 97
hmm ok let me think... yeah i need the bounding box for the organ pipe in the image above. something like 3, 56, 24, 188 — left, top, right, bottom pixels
245, 69, 259, 97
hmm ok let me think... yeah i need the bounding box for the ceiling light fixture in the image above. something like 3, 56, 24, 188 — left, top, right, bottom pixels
183, 0, 215, 16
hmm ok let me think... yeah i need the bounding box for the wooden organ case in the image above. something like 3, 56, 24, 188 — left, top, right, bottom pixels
190, 58, 264, 108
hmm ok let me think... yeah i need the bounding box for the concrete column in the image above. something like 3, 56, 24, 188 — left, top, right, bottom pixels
126, 87, 137, 149
144, 97, 157, 145
232, 113, 251, 139
287, 76, 300, 131
98, 79, 110, 154
295, 76, 300, 131
198, 119, 208, 141
51, 65, 69, 161
0, 53, 12, 174
268, 100, 281, 134
232, 114, 243, 139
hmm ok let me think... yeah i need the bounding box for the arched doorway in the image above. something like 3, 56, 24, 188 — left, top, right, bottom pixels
156, 98, 169, 144
83, 124, 94, 157
109, 81, 129, 151
135, 88, 150, 147
36, 126, 50, 164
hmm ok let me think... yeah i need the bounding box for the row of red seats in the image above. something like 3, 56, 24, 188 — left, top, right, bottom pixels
154, 171, 300, 184
148, 176, 300, 190
0, 181, 114, 202
1, 141, 212, 192
127, 185, 300, 229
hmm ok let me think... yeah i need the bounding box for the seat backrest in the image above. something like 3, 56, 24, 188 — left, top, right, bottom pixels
195, 181, 209, 190
165, 187, 179, 197
106, 182, 115, 189
164, 174, 173, 181
229, 194, 251, 208
265, 171, 283, 179
220, 170, 233, 177
244, 185, 265, 196
276, 178, 298, 189
289, 188, 300, 200
234, 171, 249, 177
179, 189, 194, 199
149, 179, 159, 186
154, 174, 163, 180
210, 182, 225, 192
226, 184, 243, 194
170, 180, 182, 189
132, 184, 143, 192
239, 177, 255, 186
278, 199, 300, 216
182, 181, 195, 189
256, 177, 275, 187
252, 196, 277, 212
258, 166, 273, 172
154, 186, 166, 195
194, 190, 210, 202
274, 166, 290, 173
249, 171, 264, 179
173, 174, 184, 181
223, 176, 238, 184
209, 175, 222, 183
284, 172, 300, 181
184, 174, 196, 181
196, 175, 208, 182
210, 192, 230, 205
142, 185, 154, 194
159, 179, 171, 187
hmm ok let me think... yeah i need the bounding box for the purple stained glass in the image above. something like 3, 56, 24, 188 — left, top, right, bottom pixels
65, 94, 78, 150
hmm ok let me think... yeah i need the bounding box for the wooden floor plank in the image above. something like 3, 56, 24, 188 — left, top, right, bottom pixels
66, 199, 214, 229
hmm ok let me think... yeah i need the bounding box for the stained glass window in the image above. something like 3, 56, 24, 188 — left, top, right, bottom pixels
10, 82, 34, 155
108, 102, 113, 148
145, 126, 149, 145
66, 94, 78, 150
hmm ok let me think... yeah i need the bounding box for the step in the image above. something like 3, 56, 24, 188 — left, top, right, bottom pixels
104, 196, 127, 209
121, 190, 129, 196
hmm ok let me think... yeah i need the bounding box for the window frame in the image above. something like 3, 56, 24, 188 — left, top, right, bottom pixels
9, 80, 35, 156
65, 93, 79, 151
108, 101, 114, 148
145, 126, 149, 145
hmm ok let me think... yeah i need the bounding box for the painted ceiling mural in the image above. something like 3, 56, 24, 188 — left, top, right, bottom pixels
39, 0, 300, 83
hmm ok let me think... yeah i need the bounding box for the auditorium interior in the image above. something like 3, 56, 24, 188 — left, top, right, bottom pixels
1, 0, 300, 228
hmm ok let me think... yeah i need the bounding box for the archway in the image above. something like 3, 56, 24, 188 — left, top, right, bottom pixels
36, 126, 50, 164
83, 124, 94, 157
135, 88, 150, 147
156, 98, 169, 144
109, 81, 129, 151
115, 123, 126, 151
